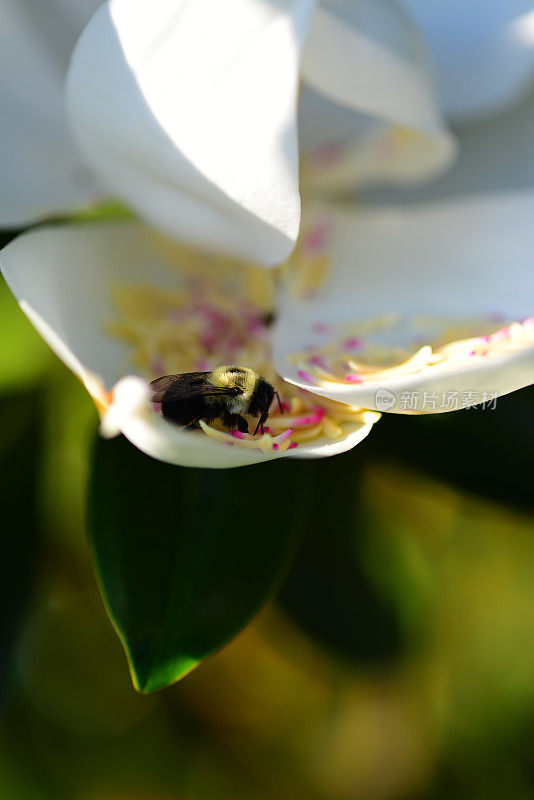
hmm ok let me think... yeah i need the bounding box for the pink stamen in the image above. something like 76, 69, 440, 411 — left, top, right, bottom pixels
153, 402, 162, 414
309, 355, 327, 368
293, 408, 325, 427
345, 373, 363, 383
297, 370, 314, 383
311, 142, 343, 168
151, 357, 165, 375
230, 430, 246, 440
276, 428, 294, 444
301, 216, 334, 256
490, 327, 508, 342
288, 442, 298, 450
247, 318, 265, 335
200, 333, 216, 350
344, 337, 362, 350
272, 443, 279, 451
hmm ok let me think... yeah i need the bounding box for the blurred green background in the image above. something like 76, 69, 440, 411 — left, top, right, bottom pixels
2, 223, 534, 799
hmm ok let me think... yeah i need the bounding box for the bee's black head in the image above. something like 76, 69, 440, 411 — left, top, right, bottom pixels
249, 377, 275, 417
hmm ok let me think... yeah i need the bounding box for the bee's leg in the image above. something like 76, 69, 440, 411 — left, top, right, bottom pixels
222, 411, 249, 433
253, 413, 268, 436
236, 415, 249, 433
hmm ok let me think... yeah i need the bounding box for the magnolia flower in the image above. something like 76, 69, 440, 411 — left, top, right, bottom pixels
0, 222, 381, 467
0, 0, 452, 468
3, 187, 534, 469
3, 0, 534, 469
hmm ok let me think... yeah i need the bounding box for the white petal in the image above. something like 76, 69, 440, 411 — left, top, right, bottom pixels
369, 85, 534, 205
284, 414, 379, 458
66, 0, 315, 266
0, 222, 377, 467
0, 222, 159, 393
273, 197, 534, 412
105, 377, 378, 468
0, 0, 103, 226
299, 86, 451, 192
399, 0, 534, 122
101, 377, 285, 468
299, 0, 455, 188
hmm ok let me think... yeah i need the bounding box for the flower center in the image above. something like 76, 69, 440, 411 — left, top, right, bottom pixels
108, 267, 374, 452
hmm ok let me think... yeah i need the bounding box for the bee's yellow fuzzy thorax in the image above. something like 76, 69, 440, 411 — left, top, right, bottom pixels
209, 366, 257, 399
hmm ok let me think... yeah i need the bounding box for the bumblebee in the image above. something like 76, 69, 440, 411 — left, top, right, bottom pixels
150, 366, 283, 435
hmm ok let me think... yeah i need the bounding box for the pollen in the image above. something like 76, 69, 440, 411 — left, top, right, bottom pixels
107, 266, 373, 453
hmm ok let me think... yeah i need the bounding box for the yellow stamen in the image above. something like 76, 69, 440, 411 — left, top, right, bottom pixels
108, 274, 371, 451
288, 314, 534, 388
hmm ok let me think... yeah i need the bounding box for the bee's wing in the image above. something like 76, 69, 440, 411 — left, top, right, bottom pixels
149, 374, 184, 402
149, 373, 240, 403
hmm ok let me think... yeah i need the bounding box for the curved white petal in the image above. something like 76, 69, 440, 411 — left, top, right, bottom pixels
104, 377, 378, 468
369, 85, 534, 205
299, 0, 455, 189
400, 0, 534, 122
67, 0, 315, 266
273, 197, 534, 413
0, 0, 103, 226
100, 377, 289, 468
299, 86, 451, 192
0, 222, 377, 467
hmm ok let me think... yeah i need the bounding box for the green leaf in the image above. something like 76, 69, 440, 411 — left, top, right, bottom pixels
88, 435, 312, 692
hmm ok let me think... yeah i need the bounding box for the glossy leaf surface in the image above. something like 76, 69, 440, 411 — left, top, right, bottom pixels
89, 435, 312, 692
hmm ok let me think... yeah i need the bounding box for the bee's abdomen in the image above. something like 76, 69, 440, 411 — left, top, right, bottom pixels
161, 389, 224, 427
